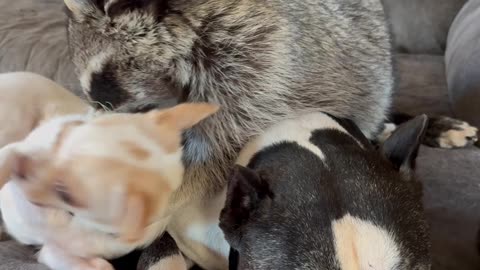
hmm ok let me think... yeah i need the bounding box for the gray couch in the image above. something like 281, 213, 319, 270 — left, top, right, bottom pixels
0, 0, 479, 269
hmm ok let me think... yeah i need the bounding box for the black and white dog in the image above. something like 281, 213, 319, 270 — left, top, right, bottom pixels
221, 112, 431, 270
138, 112, 431, 270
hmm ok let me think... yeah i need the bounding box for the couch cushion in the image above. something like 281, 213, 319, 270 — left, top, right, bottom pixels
418, 146, 480, 270
0, 0, 81, 95
382, 0, 467, 54
446, 0, 480, 127
0, 241, 47, 270
393, 53, 453, 116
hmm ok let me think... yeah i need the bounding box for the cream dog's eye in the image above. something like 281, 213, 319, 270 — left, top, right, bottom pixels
54, 182, 74, 206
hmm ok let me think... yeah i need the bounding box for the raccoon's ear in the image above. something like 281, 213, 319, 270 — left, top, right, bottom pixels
381, 115, 428, 174
64, 0, 97, 18
219, 165, 273, 236
103, 0, 168, 18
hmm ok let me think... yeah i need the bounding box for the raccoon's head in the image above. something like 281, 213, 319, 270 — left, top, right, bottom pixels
65, 0, 190, 110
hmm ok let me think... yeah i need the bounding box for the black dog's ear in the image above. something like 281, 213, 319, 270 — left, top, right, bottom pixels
220, 165, 273, 233
381, 115, 428, 173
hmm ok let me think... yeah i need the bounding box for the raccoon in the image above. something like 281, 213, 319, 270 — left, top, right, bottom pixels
65, 0, 393, 209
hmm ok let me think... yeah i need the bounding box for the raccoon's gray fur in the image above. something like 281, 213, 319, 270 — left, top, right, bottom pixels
66, 0, 393, 210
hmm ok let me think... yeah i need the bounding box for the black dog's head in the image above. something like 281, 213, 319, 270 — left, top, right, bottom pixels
220, 115, 431, 270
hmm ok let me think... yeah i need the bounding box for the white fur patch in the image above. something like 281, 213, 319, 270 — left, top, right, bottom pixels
79, 50, 114, 98
183, 222, 229, 259
104, 0, 119, 15
377, 123, 397, 143
332, 214, 400, 270
168, 192, 230, 270
237, 112, 350, 166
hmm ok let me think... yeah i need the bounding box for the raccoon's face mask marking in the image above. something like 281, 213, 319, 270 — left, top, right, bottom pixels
65, 0, 182, 110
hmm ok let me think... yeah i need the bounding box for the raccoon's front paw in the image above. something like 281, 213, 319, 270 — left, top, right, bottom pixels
425, 117, 478, 148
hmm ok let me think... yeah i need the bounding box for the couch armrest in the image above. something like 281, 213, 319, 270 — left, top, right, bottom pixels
446, 0, 480, 127
382, 0, 467, 54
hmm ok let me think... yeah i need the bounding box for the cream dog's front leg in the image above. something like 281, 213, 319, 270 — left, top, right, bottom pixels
167, 193, 230, 270
38, 244, 114, 270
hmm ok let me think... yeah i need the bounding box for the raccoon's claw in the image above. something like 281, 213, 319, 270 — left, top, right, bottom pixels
425, 117, 478, 148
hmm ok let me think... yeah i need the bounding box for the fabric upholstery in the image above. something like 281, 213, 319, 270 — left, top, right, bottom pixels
393, 53, 453, 117
0, 0, 479, 270
0, 0, 81, 96
382, 0, 467, 54
446, 0, 480, 127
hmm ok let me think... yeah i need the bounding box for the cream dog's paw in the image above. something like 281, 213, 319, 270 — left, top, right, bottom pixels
86, 258, 115, 270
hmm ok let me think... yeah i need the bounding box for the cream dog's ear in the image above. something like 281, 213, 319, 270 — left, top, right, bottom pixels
147, 103, 220, 132
119, 192, 149, 243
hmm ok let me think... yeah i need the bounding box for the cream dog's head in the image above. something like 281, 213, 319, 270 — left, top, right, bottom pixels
0, 103, 218, 243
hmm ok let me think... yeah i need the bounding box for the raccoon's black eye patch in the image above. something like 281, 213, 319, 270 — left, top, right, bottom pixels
89, 62, 131, 110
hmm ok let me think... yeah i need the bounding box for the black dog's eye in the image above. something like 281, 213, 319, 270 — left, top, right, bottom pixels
54, 182, 75, 206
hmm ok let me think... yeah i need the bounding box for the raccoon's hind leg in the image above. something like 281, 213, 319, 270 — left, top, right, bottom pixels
378, 113, 478, 148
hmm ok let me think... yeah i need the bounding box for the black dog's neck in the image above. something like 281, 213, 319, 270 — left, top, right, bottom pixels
229, 247, 240, 270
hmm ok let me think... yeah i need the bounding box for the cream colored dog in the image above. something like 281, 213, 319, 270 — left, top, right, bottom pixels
0, 102, 218, 270
0, 71, 91, 244
0, 71, 220, 270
